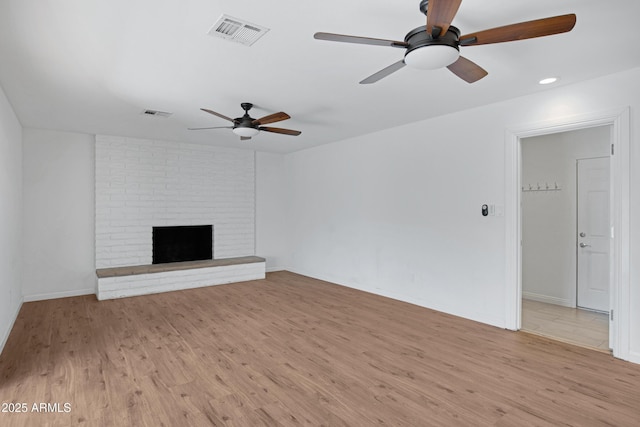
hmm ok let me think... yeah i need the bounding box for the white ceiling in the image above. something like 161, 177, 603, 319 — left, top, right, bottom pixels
1, 0, 639, 153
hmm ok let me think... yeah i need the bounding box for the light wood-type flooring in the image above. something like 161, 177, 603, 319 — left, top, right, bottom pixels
1, 271, 639, 426
521, 299, 610, 352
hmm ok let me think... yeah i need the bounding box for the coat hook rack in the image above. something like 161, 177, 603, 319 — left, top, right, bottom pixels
522, 181, 561, 192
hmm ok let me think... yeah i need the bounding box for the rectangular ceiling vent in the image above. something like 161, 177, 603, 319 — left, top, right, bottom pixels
208, 14, 269, 46
142, 109, 172, 118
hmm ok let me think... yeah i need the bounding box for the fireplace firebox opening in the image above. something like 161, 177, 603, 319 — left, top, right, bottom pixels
152, 225, 213, 264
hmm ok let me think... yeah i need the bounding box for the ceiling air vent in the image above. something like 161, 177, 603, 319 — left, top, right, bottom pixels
208, 14, 269, 46
142, 109, 172, 118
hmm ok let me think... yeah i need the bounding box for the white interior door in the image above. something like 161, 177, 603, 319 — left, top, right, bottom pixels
576, 157, 610, 312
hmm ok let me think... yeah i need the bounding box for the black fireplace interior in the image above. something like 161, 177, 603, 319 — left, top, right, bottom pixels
152, 225, 213, 264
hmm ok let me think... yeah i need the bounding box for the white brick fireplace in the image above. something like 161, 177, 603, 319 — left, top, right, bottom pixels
94, 135, 264, 299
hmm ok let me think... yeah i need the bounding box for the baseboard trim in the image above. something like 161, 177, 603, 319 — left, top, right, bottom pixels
522, 291, 575, 308
23, 288, 96, 302
287, 268, 505, 329
0, 297, 23, 356
629, 350, 640, 364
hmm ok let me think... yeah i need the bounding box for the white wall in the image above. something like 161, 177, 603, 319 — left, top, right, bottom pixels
0, 84, 23, 353
521, 126, 611, 306
284, 66, 640, 362
285, 114, 507, 327
22, 129, 95, 301
256, 151, 287, 271
95, 135, 255, 268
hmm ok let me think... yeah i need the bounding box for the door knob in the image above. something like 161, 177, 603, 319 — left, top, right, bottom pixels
579, 232, 586, 237
579, 242, 591, 248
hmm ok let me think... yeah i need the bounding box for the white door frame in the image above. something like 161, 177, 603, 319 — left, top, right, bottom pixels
504, 107, 631, 361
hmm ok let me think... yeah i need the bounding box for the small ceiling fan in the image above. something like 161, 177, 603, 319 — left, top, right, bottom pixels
189, 103, 301, 140
314, 0, 576, 84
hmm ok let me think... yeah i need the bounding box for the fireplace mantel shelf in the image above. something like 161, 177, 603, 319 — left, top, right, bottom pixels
96, 256, 265, 279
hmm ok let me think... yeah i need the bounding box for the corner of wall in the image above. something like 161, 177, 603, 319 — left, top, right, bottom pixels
255, 151, 289, 273
0, 295, 23, 356
0, 82, 24, 356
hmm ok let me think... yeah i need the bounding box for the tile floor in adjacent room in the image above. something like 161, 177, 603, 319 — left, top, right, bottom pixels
521, 299, 610, 352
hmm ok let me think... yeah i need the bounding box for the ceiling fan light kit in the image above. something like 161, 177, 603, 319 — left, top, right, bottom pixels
232, 126, 259, 138
314, 0, 576, 84
404, 45, 459, 69
403, 25, 460, 69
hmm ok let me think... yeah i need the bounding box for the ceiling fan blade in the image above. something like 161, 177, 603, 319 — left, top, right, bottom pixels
240, 136, 252, 141
446, 56, 488, 83
200, 108, 236, 123
314, 32, 408, 48
360, 60, 406, 84
187, 126, 233, 130
459, 14, 576, 46
252, 112, 290, 126
427, 0, 462, 37
259, 127, 302, 136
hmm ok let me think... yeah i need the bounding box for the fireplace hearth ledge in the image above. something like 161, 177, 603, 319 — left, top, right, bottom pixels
95, 256, 266, 300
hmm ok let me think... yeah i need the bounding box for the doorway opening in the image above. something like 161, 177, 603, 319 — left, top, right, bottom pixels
520, 127, 610, 351
504, 108, 631, 361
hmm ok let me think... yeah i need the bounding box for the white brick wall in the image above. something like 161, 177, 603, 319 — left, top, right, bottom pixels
95, 135, 255, 268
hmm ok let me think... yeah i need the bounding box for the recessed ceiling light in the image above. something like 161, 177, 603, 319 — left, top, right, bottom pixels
539, 77, 558, 85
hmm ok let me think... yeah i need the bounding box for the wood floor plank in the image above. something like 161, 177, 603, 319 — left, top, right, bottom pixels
1, 271, 639, 426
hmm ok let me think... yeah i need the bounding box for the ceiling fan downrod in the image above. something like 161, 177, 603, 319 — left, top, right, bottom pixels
240, 102, 253, 113
419, 0, 429, 16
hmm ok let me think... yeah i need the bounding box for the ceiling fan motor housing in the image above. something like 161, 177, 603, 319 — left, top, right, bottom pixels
232, 117, 259, 137
404, 25, 461, 69
234, 115, 255, 127
235, 103, 257, 129
233, 103, 260, 136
